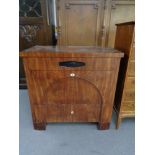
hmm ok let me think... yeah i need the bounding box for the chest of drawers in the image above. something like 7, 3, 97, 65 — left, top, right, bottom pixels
20, 46, 123, 130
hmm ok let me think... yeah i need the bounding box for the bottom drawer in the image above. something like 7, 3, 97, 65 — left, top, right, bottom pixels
46, 104, 101, 122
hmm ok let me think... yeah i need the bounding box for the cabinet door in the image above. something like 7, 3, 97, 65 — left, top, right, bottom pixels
19, 0, 52, 49
57, 0, 105, 46
19, 0, 52, 88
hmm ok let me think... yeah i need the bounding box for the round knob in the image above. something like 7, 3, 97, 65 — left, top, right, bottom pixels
71, 110, 74, 115
70, 73, 75, 77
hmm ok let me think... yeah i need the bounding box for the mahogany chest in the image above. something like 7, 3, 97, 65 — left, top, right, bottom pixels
20, 46, 124, 130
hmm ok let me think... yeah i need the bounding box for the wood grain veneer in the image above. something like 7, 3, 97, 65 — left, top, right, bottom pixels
20, 46, 123, 130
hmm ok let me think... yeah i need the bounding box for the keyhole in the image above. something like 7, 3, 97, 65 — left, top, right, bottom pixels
71, 110, 74, 115
70, 73, 75, 77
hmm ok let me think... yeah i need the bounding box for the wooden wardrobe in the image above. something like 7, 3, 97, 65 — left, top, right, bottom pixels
56, 0, 135, 47
114, 21, 135, 128
56, 0, 106, 46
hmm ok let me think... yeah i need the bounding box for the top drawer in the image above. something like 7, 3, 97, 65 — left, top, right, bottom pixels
25, 57, 119, 71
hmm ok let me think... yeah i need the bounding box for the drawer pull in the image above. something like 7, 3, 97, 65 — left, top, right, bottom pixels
59, 61, 85, 67
71, 110, 74, 115
70, 73, 75, 77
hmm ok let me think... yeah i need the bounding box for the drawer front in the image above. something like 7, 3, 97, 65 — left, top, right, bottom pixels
125, 77, 135, 90
46, 104, 101, 122
128, 61, 135, 76
123, 90, 135, 102
72, 104, 101, 122
26, 57, 118, 71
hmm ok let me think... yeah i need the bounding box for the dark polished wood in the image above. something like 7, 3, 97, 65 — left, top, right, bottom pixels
98, 123, 110, 130
33, 122, 46, 130
114, 21, 135, 129
20, 46, 124, 130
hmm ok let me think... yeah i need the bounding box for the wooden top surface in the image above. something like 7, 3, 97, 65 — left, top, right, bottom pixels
20, 45, 124, 58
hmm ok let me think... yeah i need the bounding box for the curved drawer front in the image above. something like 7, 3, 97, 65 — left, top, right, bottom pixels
25, 57, 119, 71
30, 70, 113, 106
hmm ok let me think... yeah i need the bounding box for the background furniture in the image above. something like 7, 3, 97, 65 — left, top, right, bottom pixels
19, 0, 52, 88
56, 0, 106, 46
20, 46, 123, 130
19, 0, 135, 88
107, 0, 135, 47
114, 21, 135, 128
56, 0, 135, 47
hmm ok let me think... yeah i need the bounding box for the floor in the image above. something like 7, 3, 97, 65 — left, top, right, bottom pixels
19, 90, 135, 155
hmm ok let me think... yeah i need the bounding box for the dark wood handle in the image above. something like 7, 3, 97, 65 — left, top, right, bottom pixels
59, 61, 85, 67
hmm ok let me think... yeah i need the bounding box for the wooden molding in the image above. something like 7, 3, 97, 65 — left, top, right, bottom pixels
19, 17, 44, 25
65, 3, 71, 9
65, 1, 100, 9
111, 0, 135, 9
94, 3, 99, 9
